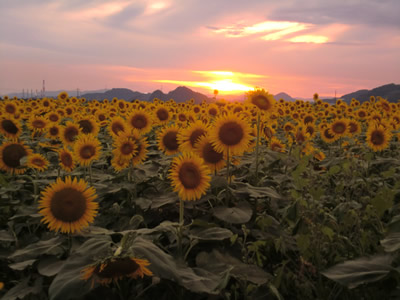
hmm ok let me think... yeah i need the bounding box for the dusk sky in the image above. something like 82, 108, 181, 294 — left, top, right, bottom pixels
1, 0, 399, 98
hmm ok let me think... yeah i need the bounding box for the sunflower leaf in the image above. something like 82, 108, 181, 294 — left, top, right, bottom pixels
213, 201, 252, 224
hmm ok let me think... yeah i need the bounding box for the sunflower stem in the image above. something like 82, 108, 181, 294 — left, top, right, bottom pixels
178, 198, 184, 259
226, 148, 230, 185
88, 164, 93, 186
255, 112, 261, 185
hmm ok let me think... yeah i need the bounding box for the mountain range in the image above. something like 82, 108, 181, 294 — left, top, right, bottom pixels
4, 83, 399, 104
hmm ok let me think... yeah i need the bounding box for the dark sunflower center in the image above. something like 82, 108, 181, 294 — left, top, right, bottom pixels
304, 116, 313, 124
189, 129, 206, 147
80, 145, 96, 159
32, 120, 46, 129
371, 130, 384, 145
263, 127, 273, 139
43, 101, 50, 107
163, 131, 179, 151
178, 162, 201, 189
233, 107, 243, 113
218, 121, 244, 146
358, 111, 366, 118
2, 119, 18, 134
131, 115, 147, 129
194, 107, 200, 113
121, 142, 135, 155
61, 152, 73, 167
306, 126, 315, 135
271, 142, 282, 151
95, 258, 139, 278
64, 127, 79, 142
178, 114, 186, 122
49, 114, 59, 122
332, 122, 346, 134
5, 104, 16, 114
2, 144, 27, 168
252, 95, 271, 110
296, 132, 306, 143
66, 108, 73, 115
49, 127, 59, 136
78, 120, 94, 134
208, 108, 217, 116
157, 109, 169, 121
98, 114, 106, 121
50, 187, 87, 222
202, 142, 223, 164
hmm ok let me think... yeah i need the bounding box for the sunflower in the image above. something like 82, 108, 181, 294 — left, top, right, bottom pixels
207, 104, 219, 118
108, 116, 128, 138
269, 137, 286, 152
131, 136, 149, 166
77, 118, 99, 136
348, 120, 361, 136
194, 135, 225, 172
0, 140, 32, 174
127, 110, 153, 134
366, 123, 392, 152
154, 105, 171, 125
169, 152, 211, 201
73, 134, 101, 166
112, 134, 138, 160
209, 112, 252, 156
178, 121, 208, 153
57, 91, 69, 101
3, 102, 18, 115
158, 125, 181, 155
28, 153, 49, 172
61, 122, 81, 146
246, 89, 276, 113
330, 119, 348, 138
320, 127, 338, 144
27, 115, 48, 134
38, 177, 98, 233
46, 123, 61, 140
0, 117, 22, 139
46, 112, 61, 123
81, 256, 152, 287
111, 155, 130, 172
58, 148, 75, 172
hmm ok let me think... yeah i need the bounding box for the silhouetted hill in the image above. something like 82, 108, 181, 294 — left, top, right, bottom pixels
81, 86, 211, 103
341, 83, 400, 103
275, 92, 295, 102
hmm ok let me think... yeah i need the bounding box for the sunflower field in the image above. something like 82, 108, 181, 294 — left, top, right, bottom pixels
1, 90, 400, 299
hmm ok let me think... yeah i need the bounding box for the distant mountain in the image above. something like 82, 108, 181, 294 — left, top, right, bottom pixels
341, 83, 400, 103
274, 92, 295, 102
81, 86, 211, 103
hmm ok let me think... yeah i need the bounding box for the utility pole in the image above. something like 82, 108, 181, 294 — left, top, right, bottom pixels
22, 89, 25, 98
42, 80, 46, 98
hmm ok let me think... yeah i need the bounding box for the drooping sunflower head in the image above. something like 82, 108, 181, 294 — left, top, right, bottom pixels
108, 116, 128, 138
38, 177, 98, 233
27, 153, 49, 172
269, 137, 286, 153
0, 140, 32, 174
73, 134, 101, 167
194, 135, 225, 173
209, 112, 252, 156
246, 89, 276, 113
81, 256, 153, 287
178, 120, 209, 153
366, 123, 392, 152
157, 125, 181, 155
0, 117, 22, 139
169, 152, 211, 201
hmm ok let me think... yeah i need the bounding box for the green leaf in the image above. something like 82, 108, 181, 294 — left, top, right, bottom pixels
321, 226, 335, 241
381, 233, 400, 252
0, 230, 14, 242
129, 215, 144, 229
151, 192, 179, 209
9, 237, 64, 260
232, 182, 281, 199
189, 227, 233, 241
371, 187, 395, 217
196, 249, 271, 285
213, 201, 252, 224
328, 165, 341, 175
48, 255, 94, 300
131, 237, 223, 294
296, 234, 310, 255
268, 283, 284, 300
321, 254, 394, 289
2, 277, 43, 300
37, 256, 65, 277
8, 259, 37, 271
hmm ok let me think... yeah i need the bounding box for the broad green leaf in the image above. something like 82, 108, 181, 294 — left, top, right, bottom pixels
0, 230, 14, 242
213, 201, 252, 224
321, 254, 394, 289
2, 277, 43, 300
321, 226, 335, 241
8, 259, 36, 271
37, 256, 65, 277
9, 236, 64, 260
232, 182, 281, 199
371, 187, 395, 217
189, 227, 233, 241
328, 165, 341, 175
381, 233, 400, 252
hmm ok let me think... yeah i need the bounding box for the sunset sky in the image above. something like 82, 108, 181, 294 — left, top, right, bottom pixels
1, 0, 399, 98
